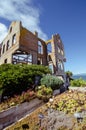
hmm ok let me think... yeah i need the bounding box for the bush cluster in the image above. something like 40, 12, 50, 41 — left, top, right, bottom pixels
36, 85, 53, 102
70, 78, 86, 87
41, 75, 64, 90
0, 64, 51, 99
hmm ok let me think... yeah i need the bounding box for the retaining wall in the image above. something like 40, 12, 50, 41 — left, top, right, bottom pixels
69, 86, 86, 92
0, 98, 43, 130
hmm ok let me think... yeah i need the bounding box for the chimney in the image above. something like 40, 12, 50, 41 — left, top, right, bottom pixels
34, 31, 38, 37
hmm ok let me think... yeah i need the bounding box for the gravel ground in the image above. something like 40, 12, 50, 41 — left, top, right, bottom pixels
40, 109, 77, 130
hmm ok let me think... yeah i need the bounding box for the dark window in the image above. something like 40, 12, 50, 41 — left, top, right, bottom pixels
4, 59, 7, 63
48, 55, 52, 61
10, 27, 12, 33
37, 58, 42, 65
37, 60, 41, 65
6, 40, 9, 51
2, 44, 5, 53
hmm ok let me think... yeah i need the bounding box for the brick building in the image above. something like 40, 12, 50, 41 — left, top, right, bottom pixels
0, 21, 66, 76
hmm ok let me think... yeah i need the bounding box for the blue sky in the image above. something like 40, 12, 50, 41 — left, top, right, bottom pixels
0, 0, 86, 74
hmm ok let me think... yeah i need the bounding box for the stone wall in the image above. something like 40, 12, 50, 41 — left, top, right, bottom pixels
0, 98, 43, 130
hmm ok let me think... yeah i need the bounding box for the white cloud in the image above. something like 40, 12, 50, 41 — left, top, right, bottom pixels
0, 0, 47, 42
0, 23, 8, 43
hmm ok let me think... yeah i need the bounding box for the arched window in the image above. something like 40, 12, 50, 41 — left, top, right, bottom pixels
61, 49, 64, 55
10, 27, 12, 33
12, 34, 16, 44
38, 41, 43, 54
6, 40, 9, 51
2, 44, 5, 54
37, 57, 42, 65
58, 46, 60, 53
4, 59, 7, 63
58, 59, 63, 70
47, 43, 52, 54
49, 63, 54, 74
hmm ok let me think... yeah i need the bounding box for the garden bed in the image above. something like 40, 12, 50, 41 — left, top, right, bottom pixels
0, 90, 36, 112
5, 90, 86, 130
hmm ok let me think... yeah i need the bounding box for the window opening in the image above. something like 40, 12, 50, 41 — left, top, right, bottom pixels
48, 55, 52, 62
6, 40, 9, 50
58, 46, 60, 53
47, 43, 52, 54
12, 53, 32, 64
38, 41, 43, 54
4, 59, 7, 63
12, 34, 16, 44
37, 58, 42, 65
58, 59, 63, 70
49, 63, 54, 74
10, 27, 12, 33
2, 44, 5, 53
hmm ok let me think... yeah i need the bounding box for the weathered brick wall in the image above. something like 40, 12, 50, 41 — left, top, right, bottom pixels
20, 28, 47, 65
20, 27, 38, 64
47, 34, 65, 75
38, 38, 47, 65
20, 28, 38, 52
53, 34, 65, 75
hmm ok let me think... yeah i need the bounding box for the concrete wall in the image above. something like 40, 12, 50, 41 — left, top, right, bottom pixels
0, 98, 43, 130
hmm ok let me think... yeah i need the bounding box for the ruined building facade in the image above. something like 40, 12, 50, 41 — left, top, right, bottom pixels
0, 21, 66, 76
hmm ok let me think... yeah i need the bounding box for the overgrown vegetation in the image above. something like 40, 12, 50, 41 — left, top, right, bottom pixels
47, 90, 86, 114
41, 75, 64, 90
70, 78, 86, 87
36, 85, 53, 102
0, 64, 51, 100
65, 71, 73, 78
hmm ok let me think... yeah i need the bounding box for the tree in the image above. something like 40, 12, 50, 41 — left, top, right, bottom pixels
65, 71, 73, 78
65, 71, 73, 90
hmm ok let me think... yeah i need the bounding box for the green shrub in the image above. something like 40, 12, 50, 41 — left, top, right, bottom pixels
41, 75, 64, 90
36, 85, 53, 102
0, 64, 51, 99
70, 78, 86, 87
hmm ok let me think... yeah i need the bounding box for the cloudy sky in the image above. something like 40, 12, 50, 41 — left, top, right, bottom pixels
0, 0, 86, 74
0, 0, 47, 43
